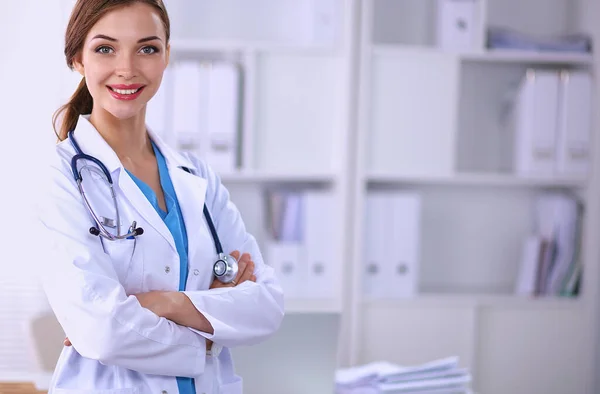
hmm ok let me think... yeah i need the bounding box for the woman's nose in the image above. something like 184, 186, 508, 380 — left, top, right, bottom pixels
115, 54, 137, 79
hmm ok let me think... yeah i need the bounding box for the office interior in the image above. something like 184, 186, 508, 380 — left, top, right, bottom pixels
1, 0, 600, 393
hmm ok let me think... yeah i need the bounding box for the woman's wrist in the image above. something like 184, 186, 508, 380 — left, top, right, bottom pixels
167, 292, 214, 334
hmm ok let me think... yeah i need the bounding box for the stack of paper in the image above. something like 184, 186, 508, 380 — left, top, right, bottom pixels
515, 191, 583, 297
335, 357, 473, 394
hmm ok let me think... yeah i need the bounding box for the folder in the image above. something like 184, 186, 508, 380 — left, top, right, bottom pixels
265, 241, 304, 299
309, 0, 338, 46
511, 69, 560, 176
363, 193, 392, 299
203, 62, 242, 173
387, 192, 421, 298
146, 66, 172, 143
264, 191, 305, 299
302, 191, 336, 299
556, 70, 592, 177
435, 0, 477, 51
171, 61, 209, 153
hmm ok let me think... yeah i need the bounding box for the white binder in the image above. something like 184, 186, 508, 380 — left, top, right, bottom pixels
146, 66, 172, 143
387, 193, 422, 298
435, 0, 477, 52
310, 0, 338, 46
302, 191, 336, 299
363, 193, 392, 299
171, 61, 210, 153
556, 70, 592, 177
265, 241, 304, 300
265, 191, 305, 299
203, 62, 242, 173
512, 69, 560, 177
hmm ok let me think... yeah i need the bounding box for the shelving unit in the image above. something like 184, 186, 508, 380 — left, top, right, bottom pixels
348, 0, 600, 394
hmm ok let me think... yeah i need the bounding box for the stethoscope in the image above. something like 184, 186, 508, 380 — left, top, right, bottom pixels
67, 131, 238, 284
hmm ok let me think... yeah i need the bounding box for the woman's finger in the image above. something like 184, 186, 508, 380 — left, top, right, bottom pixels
239, 260, 255, 283
230, 250, 241, 261
232, 260, 247, 285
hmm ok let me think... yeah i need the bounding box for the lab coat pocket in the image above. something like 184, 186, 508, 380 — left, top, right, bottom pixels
218, 377, 243, 394
101, 238, 143, 292
53, 389, 140, 394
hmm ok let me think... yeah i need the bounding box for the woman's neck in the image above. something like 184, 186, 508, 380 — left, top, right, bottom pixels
89, 107, 153, 164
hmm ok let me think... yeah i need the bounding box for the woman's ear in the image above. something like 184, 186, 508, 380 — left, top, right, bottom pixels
72, 56, 85, 77
165, 43, 170, 68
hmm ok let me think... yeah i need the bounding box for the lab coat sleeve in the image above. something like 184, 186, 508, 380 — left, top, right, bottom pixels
35, 159, 207, 377
182, 157, 285, 348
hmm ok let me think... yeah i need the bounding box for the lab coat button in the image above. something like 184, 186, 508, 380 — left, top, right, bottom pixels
164, 266, 171, 273
161, 391, 167, 394
194, 269, 200, 276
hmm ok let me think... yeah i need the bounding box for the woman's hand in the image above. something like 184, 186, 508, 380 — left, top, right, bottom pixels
210, 250, 257, 289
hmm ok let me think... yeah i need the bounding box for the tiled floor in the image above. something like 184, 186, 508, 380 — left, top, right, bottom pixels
0, 384, 45, 394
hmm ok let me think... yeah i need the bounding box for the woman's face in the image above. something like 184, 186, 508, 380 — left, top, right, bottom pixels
73, 3, 169, 120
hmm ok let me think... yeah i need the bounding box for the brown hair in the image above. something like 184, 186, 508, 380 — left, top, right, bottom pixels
53, 0, 170, 141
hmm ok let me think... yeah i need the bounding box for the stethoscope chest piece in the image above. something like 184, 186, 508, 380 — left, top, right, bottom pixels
213, 254, 239, 283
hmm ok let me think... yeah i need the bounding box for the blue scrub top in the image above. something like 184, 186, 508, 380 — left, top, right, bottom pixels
126, 141, 195, 394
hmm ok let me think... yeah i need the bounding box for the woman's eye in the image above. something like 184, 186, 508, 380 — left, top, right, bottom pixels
95, 46, 113, 54
140, 46, 159, 55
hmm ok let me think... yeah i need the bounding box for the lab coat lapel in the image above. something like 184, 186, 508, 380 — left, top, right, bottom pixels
168, 163, 209, 268
147, 127, 210, 265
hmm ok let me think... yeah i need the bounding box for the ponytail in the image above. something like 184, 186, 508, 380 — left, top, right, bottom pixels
52, 77, 93, 141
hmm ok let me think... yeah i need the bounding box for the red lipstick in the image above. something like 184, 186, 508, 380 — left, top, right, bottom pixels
107, 84, 145, 101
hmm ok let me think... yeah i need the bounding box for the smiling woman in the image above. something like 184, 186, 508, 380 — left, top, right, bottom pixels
36, 1, 284, 394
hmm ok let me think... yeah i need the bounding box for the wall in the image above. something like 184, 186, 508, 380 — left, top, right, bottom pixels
0, 0, 73, 380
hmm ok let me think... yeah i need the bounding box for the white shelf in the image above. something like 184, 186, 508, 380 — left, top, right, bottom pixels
461, 49, 594, 65
371, 44, 593, 65
285, 298, 343, 314
362, 294, 582, 309
220, 171, 338, 184
365, 172, 588, 188
170, 39, 338, 55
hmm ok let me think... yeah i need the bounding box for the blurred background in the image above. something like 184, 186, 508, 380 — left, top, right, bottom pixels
1, 0, 599, 393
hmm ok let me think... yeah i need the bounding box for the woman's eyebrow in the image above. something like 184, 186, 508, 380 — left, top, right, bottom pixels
91, 34, 162, 43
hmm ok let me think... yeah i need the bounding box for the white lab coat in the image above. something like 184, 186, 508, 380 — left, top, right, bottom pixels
35, 115, 285, 394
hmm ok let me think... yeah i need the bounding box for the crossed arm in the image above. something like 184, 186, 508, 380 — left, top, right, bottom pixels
64, 251, 258, 348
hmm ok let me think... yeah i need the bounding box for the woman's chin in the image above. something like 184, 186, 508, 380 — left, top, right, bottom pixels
105, 106, 145, 121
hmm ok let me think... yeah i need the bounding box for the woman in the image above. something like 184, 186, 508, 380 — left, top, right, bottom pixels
35, 0, 285, 393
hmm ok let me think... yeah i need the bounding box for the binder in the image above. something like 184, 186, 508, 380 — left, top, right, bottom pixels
146, 66, 172, 143
302, 191, 336, 299
387, 192, 421, 298
515, 235, 543, 296
203, 62, 242, 173
265, 241, 304, 299
363, 193, 392, 299
556, 70, 593, 177
511, 69, 560, 176
264, 191, 305, 299
435, 0, 477, 51
171, 61, 209, 153
309, 0, 338, 46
